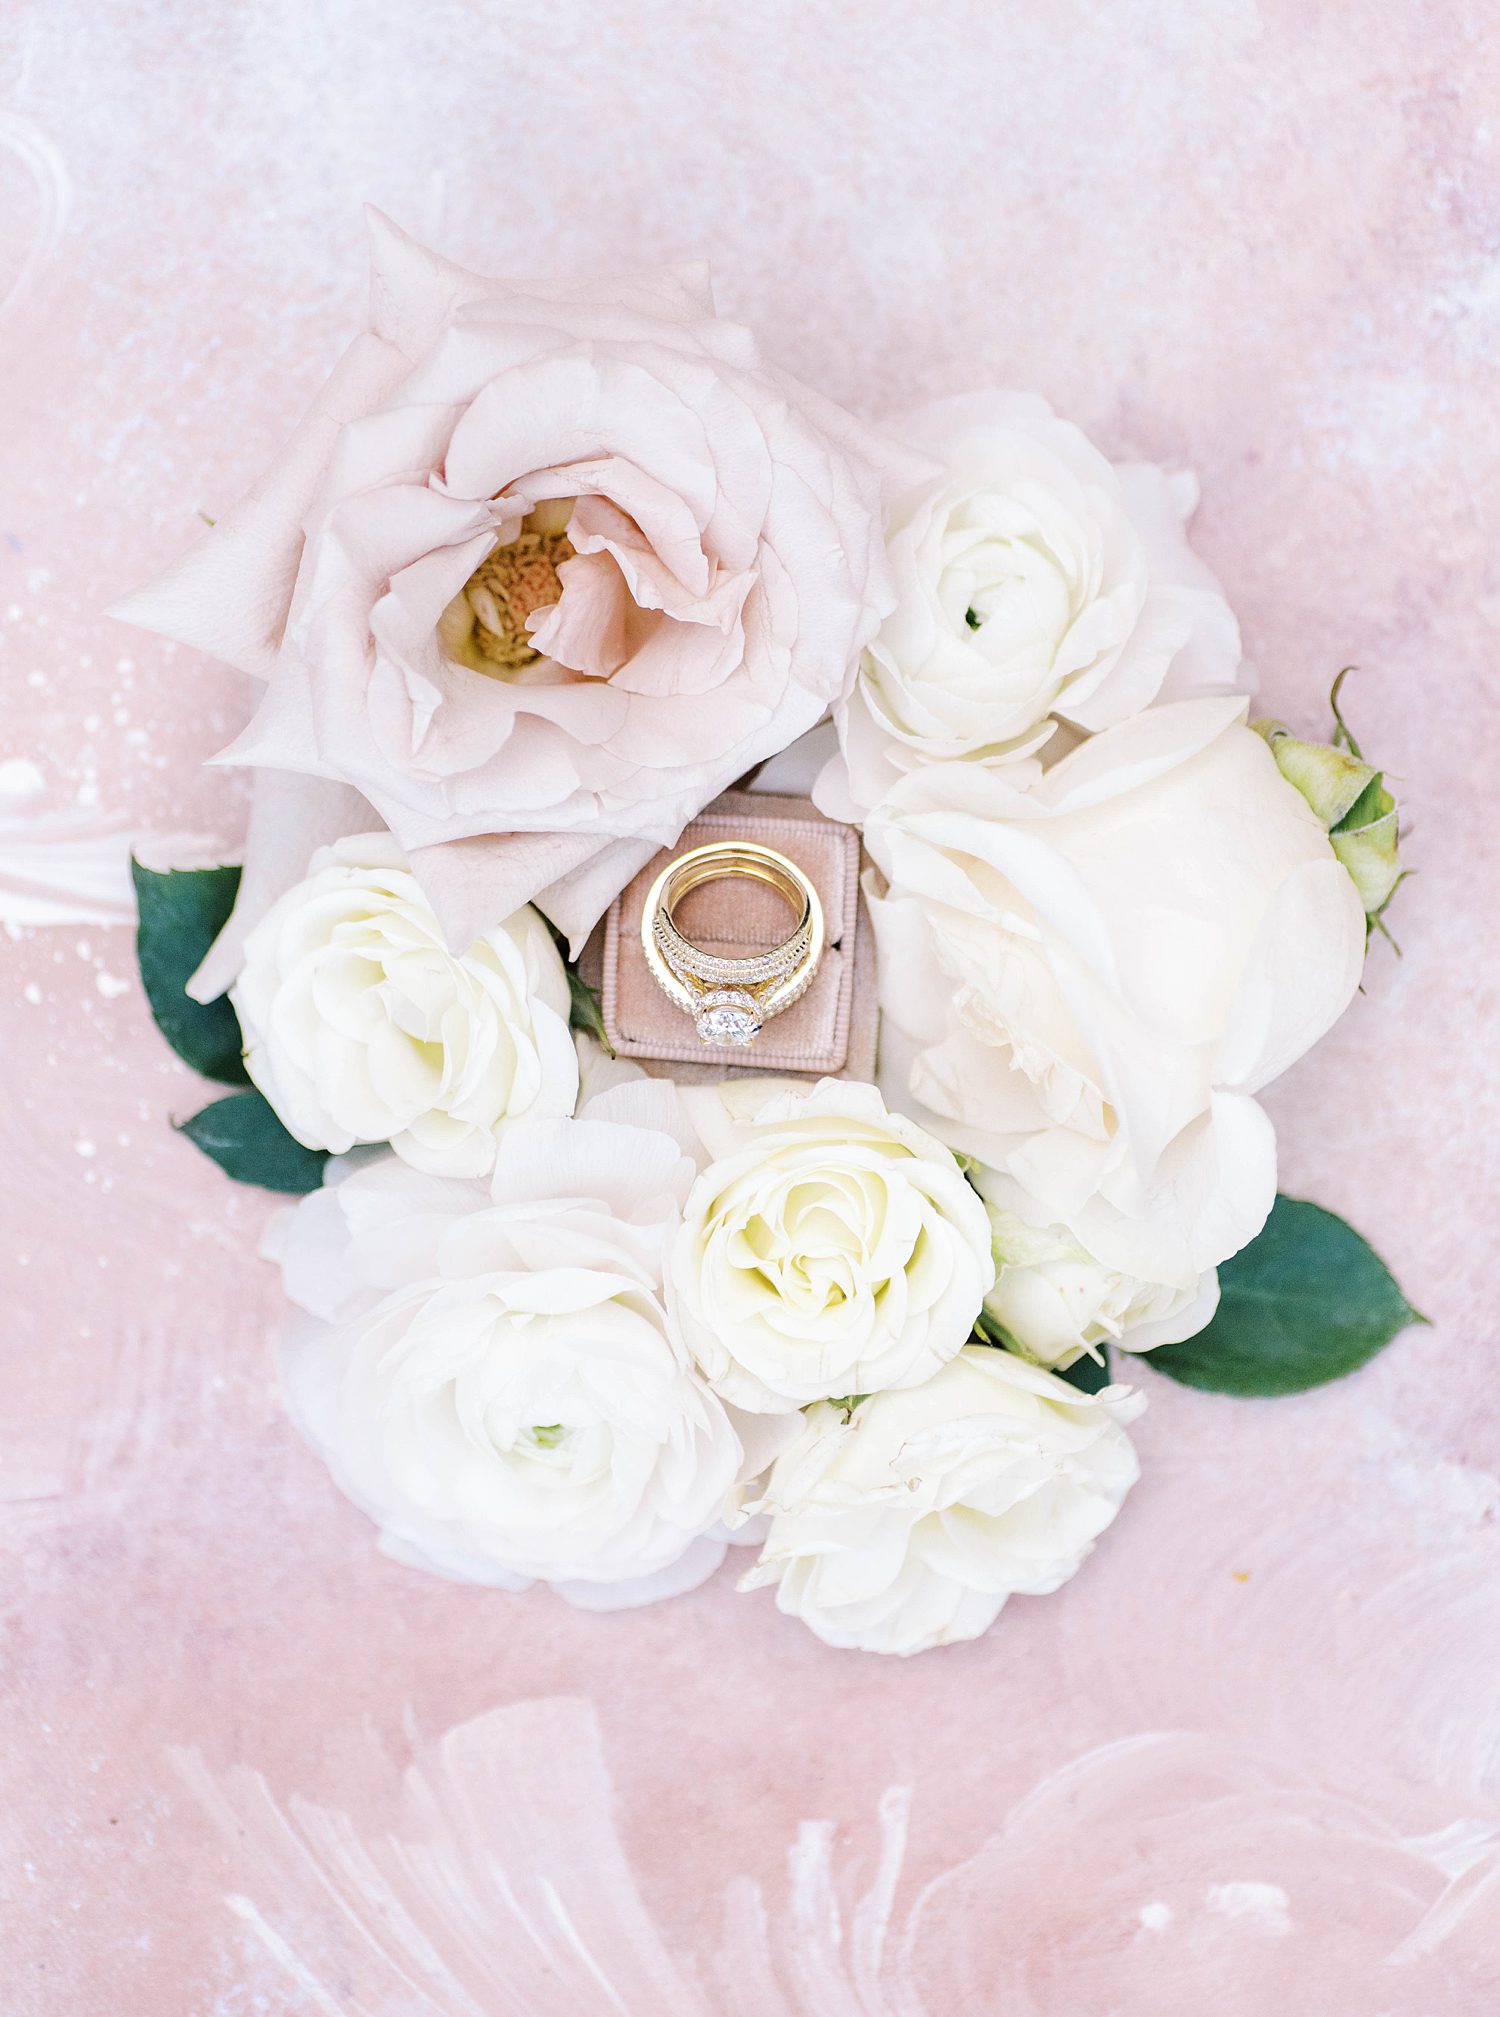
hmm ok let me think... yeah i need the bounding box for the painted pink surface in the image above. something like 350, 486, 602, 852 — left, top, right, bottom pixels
2, 2, 1498, 2009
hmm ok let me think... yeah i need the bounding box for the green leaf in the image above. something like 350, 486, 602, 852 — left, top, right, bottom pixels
565, 967, 614, 1056
132, 859, 250, 1086
1147, 1195, 1426, 1396
539, 914, 615, 1056
969, 1314, 1113, 1393
179, 1091, 329, 1194
1055, 1349, 1112, 1394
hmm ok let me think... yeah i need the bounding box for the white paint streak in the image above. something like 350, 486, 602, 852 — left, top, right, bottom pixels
850, 1786, 910, 1996
174, 1700, 708, 2017
1389, 1843, 1500, 1966
0, 759, 45, 796
224, 1895, 349, 2017
1205, 1880, 1292, 1935
0, 110, 72, 324
538, 1880, 635, 2016
0, 762, 135, 926
171, 1705, 1500, 2016
173, 1697, 930, 2017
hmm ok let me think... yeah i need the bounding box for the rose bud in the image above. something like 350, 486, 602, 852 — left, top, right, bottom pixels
1253, 670, 1406, 939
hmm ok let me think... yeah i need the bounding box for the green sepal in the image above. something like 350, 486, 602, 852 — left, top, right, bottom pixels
1332, 804, 1402, 914
1256, 724, 1376, 830
1328, 665, 1365, 757
1332, 773, 1394, 836
1254, 671, 1408, 938
970, 1309, 1011, 1351
132, 858, 250, 1086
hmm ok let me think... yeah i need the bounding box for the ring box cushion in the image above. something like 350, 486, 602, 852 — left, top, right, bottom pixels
584, 789, 878, 1082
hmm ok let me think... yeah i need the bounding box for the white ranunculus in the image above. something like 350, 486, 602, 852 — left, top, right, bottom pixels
232, 831, 579, 1177
815, 392, 1244, 820
865, 698, 1367, 1284
740, 1345, 1144, 1655
273, 1078, 746, 1606
669, 1078, 995, 1413
980, 1194, 1219, 1371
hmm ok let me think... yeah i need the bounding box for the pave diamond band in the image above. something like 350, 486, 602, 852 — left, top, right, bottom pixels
640, 841, 824, 1048
651, 909, 815, 986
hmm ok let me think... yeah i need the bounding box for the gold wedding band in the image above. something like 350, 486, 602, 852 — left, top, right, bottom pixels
640, 842, 824, 1048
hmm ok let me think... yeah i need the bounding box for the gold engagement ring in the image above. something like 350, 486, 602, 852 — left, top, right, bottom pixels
640, 841, 824, 1048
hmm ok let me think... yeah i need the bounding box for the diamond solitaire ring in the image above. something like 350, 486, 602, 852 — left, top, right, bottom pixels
640, 841, 824, 1048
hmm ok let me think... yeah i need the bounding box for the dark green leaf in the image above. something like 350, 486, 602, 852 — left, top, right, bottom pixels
179, 1091, 329, 1194
1055, 1349, 1112, 1394
132, 859, 250, 1085
969, 1312, 1112, 1391
1148, 1195, 1426, 1396
540, 914, 615, 1057
566, 967, 614, 1056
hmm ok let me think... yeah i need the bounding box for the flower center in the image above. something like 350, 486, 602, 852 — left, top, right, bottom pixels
440, 502, 575, 677
943, 516, 1076, 667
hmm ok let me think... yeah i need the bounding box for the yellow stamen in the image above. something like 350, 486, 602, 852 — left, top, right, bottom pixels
439, 507, 575, 676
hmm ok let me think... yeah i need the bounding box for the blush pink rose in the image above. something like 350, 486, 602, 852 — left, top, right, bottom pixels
112, 213, 892, 996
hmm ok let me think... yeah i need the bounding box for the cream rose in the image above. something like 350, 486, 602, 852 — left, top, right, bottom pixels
740, 1346, 1144, 1654
865, 698, 1367, 1283
980, 1195, 1219, 1371
815, 391, 1244, 820
114, 213, 892, 999
669, 1078, 995, 1413
232, 831, 578, 1177
274, 1079, 743, 1604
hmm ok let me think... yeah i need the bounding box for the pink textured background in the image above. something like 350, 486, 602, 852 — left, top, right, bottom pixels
3, 3, 1498, 2009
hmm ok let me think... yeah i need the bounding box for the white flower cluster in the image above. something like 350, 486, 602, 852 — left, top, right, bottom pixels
236, 389, 1365, 1659
818, 390, 1364, 1375
271, 1046, 1139, 1654
128, 231, 1369, 1653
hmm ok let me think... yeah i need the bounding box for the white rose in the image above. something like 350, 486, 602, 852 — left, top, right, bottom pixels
273, 1078, 744, 1606
232, 831, 579, 1177
669, 1078, 995, 1413
865, 698, 1367, 1283
816, 391, 1243, 820
740, 1345, 1144, 1655
980, 1195, 1219, 1371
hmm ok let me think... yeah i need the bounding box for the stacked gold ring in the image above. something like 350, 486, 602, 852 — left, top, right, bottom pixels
640, 842, 824, 1048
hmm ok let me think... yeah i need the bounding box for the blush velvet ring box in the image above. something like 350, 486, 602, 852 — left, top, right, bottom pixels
581, 789, 879, 1084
